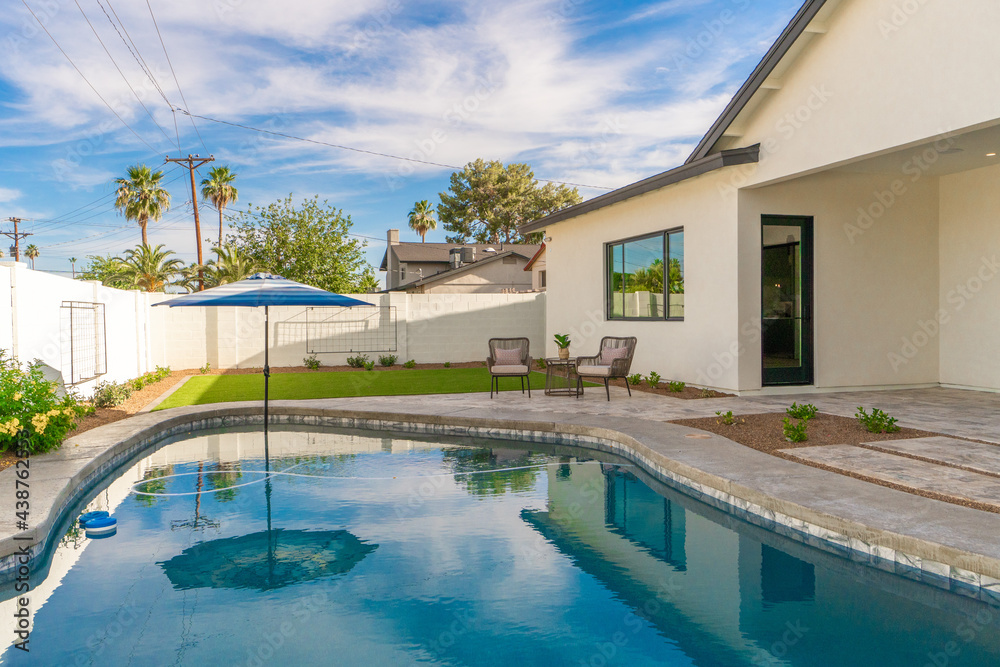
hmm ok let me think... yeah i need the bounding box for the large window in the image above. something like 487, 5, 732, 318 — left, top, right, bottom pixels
606, 229, 684, 320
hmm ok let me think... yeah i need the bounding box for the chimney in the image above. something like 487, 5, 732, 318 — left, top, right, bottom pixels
387, 229, 399, 245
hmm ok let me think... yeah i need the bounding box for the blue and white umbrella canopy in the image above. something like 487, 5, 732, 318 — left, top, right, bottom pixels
153, 273, 370, 454
156, 272, 370, 309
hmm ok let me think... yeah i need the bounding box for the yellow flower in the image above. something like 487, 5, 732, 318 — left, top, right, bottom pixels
47, 409, 60, 417
12, 393, 21, 401
63, 408, 74, 417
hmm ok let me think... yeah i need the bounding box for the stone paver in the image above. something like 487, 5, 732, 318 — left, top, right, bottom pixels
782, 445, 1000, 509
865, 436, 1000, 477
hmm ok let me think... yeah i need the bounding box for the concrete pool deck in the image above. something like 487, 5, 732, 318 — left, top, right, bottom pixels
3, 386, 1000, 603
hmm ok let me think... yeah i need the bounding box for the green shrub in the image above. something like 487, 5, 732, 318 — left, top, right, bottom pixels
443, 362, 451, 368
378, 354, 397, 367
346, 354, 369, 368
646, 371, 660, 388
786, 402, 817, 420
856, 406, 900, 433
153, 365, 171, 381
716, 410, 738, 426
303, 354, 322, 370
92, 380, 134, 408
536, 358, 547, 369
699, 388, 715, 398
363, 360, 375, 371
0, 350, 90, 454
783, 417, 809, 443
403, 359, 416, 369
626, 373, 643, 386
200, 362, 211, 374
667, 381, 685, 393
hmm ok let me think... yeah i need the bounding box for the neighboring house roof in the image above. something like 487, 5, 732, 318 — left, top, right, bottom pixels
520, 0, 833, 234
379, 243, 540, 271
385, 249, 531, 291
520, 147, 759, 233
523, 243, 545, 271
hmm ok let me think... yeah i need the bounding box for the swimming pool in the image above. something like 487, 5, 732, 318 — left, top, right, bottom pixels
3, 425, 999, 665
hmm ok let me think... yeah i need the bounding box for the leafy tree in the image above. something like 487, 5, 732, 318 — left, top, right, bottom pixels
78, 254, 131, 289
24, 244, 39, 269
114, 164, 171, 247
200, 166, 239, 246
407, 199, 436, 242
115, 244, 184, 292
437, 159, 581, 244
226, 195, 374, 293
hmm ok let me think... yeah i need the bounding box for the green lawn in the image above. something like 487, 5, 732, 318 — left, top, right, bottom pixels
154, 367, 557, 410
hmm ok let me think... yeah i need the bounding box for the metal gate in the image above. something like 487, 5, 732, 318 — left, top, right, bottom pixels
60, 301, 108, 385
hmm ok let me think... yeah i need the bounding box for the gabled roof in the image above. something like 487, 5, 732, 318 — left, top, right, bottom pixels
379, 243, 540, 271
519, 0, 834, 235
385, 249, 532, 291
686, 0, 830, 163
523, 243, 545, 271
520, 147, 758, 233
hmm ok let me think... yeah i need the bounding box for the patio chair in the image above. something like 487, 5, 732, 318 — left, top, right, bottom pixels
487, 337, 532, 399
575, 336, 637, 401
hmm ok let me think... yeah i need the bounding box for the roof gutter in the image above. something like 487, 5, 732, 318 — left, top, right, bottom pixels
685, 0, 829, 164
520, 145, 760, 234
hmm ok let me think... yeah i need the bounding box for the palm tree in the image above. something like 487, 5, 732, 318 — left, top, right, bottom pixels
202, 243, 256, 287
200, 166, 238, 246
407, 200, 437, 242
24, 244, 39, 269
115, 244, 184, 292
114, 164, 171, 247
69, 257, 77, 278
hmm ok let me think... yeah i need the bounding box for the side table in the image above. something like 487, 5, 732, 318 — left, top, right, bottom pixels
544, 358, 582, 396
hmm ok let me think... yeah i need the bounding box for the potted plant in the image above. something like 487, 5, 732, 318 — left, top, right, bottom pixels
554, 333, 571, 360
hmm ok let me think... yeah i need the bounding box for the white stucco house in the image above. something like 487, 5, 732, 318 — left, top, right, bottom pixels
522, 0, 1000, 394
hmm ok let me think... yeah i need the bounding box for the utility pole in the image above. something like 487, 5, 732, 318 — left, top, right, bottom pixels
165, 154, 214, 290
2, 218, 31, 262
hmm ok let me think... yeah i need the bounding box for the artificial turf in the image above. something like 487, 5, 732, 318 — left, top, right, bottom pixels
153, 367, 556, 410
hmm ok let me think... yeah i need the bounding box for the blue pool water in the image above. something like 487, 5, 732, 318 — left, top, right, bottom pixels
2, 426, 999, 665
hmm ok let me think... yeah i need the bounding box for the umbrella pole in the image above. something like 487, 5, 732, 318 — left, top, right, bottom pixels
264, 305, 270, 466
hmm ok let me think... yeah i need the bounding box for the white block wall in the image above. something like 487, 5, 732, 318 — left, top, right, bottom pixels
0, 264, 545, 395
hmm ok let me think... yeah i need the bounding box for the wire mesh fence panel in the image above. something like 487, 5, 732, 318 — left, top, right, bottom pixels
60, 301, 108, 385
306, 306, 397, 353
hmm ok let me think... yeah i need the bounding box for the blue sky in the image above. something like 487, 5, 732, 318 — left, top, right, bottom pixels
0, 0, 801, 280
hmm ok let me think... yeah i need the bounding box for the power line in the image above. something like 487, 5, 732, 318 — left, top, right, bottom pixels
145, 0, 208, 152
176, 109, 615, 191
72, 0, 177, 150
20, 0, 161, 155
98, 0, 173, 109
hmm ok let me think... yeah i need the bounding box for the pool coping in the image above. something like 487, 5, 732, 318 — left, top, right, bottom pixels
3, 401, 1000, 605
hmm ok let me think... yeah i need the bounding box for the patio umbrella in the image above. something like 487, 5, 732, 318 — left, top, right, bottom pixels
154, 272, 369, 460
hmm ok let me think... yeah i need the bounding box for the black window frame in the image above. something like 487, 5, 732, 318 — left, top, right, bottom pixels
605, 227, 684, 322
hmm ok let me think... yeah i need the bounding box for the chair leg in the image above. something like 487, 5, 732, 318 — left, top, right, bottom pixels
625, 379, 631, 397
490, 375, 494, 399
576, 375, 581, 398
604, 378, 610, 401
527, 375, 531, 398
520, 376, 524, 394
